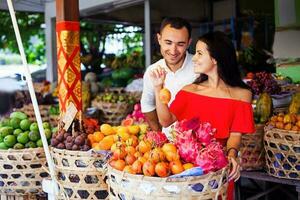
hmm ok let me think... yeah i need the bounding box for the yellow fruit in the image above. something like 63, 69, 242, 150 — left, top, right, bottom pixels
117, 126, 129, 134
183, 163, 194, 170
128, 125, 140, 135
162, 143, 177, 154
98, 135, 114, 150
100, 124, 115, 135
139, 124, 148, 134
118, 131, 130, 141
283, 115, 291, 124
93, 132, 104, 142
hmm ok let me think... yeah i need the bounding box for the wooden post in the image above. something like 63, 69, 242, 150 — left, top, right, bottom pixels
56, 0, 82, 117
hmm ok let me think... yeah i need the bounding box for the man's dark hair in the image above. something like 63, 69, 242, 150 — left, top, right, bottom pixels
160, 17, 192, 39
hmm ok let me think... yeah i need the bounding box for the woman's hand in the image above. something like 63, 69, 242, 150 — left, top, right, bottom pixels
228, 156, 241, 182
149, 66, 167, 89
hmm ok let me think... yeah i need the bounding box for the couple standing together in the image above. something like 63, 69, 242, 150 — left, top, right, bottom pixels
140, 17, 255, 199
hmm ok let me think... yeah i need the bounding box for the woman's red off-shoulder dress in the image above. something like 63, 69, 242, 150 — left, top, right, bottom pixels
170, 90, 255, 200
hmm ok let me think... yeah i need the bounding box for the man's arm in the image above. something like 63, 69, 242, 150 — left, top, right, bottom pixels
144, 110, 162, 131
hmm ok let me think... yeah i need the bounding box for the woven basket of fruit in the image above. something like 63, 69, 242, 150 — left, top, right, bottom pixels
107, 164, 228, 200
264, 121, 300, 180
240, 124, 265, 171
105, 118, 229, 200
91, 91, 135, 126
15, 104, 58, 127
51, 148, 109, 200
0, 148, 48, 195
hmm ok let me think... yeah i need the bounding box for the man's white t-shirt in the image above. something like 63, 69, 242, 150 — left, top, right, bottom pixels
140, 52, 198, 136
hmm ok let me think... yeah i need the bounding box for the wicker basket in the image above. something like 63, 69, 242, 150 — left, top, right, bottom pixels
240, 124, 265, 170
15, 104, 58, 128
107, 165, 228, 200
264, 125, 300, 180
0, 148, 48, 195
50, 148, 109, 199
92, 100, 133, 126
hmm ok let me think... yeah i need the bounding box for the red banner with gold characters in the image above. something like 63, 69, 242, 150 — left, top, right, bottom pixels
56, 21, 82, 115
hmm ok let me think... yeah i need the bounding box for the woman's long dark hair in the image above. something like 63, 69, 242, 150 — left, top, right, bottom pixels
194, 31, 249, 89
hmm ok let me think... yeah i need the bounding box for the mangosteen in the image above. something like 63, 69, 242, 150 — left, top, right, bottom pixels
72, 144, 79, 151
75, 135, 85, 146
66, 136, 73, 143
57, 143, 65, 149
56, 132, 64, 142
82, 145, 91, 151
65, 143, 73, 150
51, 138, 59, 147
63, 132, 71, 140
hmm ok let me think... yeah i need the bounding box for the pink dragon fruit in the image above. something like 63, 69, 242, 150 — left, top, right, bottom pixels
195, 142, 228, 173
145, 131, 168, 147
172, 118, 228, 174
195, 122, 216, 146
175, 130, 200, 163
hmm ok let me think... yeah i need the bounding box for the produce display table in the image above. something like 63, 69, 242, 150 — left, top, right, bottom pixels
236, 171, 300, 200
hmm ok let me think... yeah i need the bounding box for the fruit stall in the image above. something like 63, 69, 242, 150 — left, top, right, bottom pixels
1, 0, 300, 200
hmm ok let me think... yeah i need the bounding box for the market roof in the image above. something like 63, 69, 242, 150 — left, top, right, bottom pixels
0, 0, 53, 12
81, 0, 210, 26
1, 0, 211, 26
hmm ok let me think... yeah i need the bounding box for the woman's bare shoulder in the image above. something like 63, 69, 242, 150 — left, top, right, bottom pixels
182, 84, 198, 91
231, 87, 252, 103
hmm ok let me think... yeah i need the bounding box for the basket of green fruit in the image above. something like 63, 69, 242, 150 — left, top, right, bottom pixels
0, 111, 54, 195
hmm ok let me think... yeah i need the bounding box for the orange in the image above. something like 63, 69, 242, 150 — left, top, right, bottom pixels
155, 162, 170, 177
165, 151, 180, 162
125, 146, 136, 155
162, 143, 177, 154
138, 156, 147, 164
113, 159, 126, 171
170, 160, 184, 175
138, 140, 152, 153
98, 135, 114, 150
88, 134, 95, 143
123, 165, 136, 174
93, 132, 104, 142
93, 143, 102, 150
159, 88, 171, 104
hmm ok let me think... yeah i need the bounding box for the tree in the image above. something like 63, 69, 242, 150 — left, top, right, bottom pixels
0, 11, 45, 64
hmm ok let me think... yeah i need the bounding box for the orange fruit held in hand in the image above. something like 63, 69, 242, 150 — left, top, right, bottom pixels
159, 88, 171, 104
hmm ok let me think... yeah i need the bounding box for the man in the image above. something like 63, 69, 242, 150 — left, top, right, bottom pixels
141, 17, 198, 132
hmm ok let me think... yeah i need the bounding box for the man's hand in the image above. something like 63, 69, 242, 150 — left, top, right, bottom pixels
150, 66, 167, 88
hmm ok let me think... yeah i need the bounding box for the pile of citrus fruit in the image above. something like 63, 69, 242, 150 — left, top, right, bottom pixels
0, 111, 55, 150
88, 121, 148, 151
89, 121, 194, 177
109, 140, 194, 177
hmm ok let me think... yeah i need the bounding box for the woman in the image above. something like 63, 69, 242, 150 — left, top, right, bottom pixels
150, 31, 255, 200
